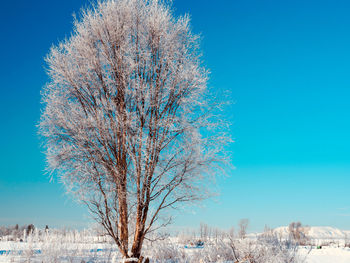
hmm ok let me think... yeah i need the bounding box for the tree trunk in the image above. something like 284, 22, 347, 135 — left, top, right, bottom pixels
118, 185, 129, 257
131, 230, 144, 260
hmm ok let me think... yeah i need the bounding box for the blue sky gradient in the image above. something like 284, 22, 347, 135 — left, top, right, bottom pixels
1, 0, 350, 232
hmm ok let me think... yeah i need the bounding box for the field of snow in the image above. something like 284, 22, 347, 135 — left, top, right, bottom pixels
300, 246, 350, 263
0, 241, 118, 263
1, 243, 350, 263
1, 226, 350, 262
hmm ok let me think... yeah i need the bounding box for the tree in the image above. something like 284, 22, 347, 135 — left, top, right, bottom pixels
288, 221, 309, 245
26, 224, 35, 236
238, 218, 249, 239
39, 0, 228, 261
199, 222, 209, 241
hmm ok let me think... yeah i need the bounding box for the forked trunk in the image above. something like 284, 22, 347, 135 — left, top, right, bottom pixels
131, 231, 144, 260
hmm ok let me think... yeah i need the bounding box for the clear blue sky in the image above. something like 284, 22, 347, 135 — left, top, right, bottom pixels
1, 0, 350, 233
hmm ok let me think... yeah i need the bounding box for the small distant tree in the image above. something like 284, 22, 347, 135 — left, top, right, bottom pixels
345, 233, 350, 248
26, 224, 35, 235
200, 222, 209, 241
288, 221, 309, 245
39, 0, 229, 261
12, 224, 20, 239
213, 227, 219, 244
238, 219, 249, 239
228, 226, 235, 239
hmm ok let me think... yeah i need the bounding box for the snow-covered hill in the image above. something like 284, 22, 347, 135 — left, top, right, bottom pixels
273, 226, 350, 240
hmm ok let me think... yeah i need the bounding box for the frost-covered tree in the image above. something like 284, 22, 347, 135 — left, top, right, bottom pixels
238, 218, 249, 239
288, 221, 309, 245
39, 0, 228, 261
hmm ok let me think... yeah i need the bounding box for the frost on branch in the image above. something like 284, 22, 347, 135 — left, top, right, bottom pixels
39, 0, 229, 259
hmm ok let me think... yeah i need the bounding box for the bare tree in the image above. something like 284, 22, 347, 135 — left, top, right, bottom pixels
26, 224, 35, 236
345, 233, 350, 248
39, 0, 228, 261
238, 218, 249, 239
288, 221, 309, 245
200, 222, 209, 241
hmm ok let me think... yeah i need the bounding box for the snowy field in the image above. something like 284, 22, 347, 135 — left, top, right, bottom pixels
300, 246, 350, 263
1, 226, 350, 262
1, 242, 350, 263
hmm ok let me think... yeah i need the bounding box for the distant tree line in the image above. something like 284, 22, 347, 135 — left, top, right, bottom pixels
177, 219, 250, 245
0, 224, 45, 240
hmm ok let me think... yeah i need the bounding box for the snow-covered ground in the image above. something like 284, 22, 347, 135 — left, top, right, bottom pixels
300, 246, 350, 263
1, 242, 350, 262
1, 226, 350, 262
2, 245, 350, 263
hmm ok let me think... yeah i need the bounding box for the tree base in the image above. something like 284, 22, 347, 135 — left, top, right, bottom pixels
121, 256, 149, 263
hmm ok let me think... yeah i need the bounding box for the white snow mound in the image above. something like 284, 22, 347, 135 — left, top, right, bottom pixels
273, 226, 350, 239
